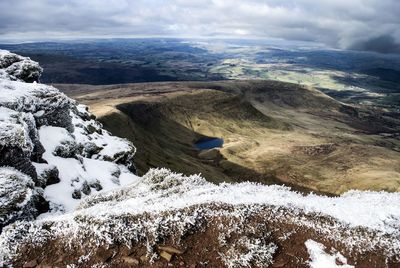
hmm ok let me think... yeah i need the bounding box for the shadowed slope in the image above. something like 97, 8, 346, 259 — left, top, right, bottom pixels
58, 80, 400, 194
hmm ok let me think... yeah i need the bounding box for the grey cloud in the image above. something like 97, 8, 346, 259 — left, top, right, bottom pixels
0, 0, 399, 53
350, 35, 400, 54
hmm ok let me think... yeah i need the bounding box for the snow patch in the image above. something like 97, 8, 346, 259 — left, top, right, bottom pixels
38, 126, 138, 212
305, 239, 354, 268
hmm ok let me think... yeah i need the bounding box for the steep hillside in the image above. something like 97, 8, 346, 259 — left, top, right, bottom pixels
58, 81, 400, 194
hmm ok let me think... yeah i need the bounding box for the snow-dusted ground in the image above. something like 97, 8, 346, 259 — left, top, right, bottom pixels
57, 167, 400, 239
1, 168, 400, 266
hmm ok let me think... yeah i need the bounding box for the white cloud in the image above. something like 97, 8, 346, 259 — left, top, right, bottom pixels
0, 0, 399, 52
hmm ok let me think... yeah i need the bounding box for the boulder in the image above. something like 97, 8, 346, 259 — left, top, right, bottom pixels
0, 108, 38, 179
33, 163, 60, 188
0, 167, 48, 229
0, 50, 42, 83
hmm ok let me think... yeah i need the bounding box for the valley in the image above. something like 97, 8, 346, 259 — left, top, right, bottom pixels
58, 80, 400, 195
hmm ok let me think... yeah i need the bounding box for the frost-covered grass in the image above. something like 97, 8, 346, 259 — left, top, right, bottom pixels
1, 169, 400, 266
78, 168, 400, 236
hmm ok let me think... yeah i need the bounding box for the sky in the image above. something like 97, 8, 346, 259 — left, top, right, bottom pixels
0, 0, 399, 53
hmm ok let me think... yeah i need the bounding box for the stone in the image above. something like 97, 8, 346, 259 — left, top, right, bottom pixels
0, 52, 42, 83
54, 139, 79, 158
23, 259, 38, 268
158, 245, 184, 255
160, 251, 172, 262
89, 180, 103, 191
140, 255, 148, 263
72, 189, 81, 199
0, 145, 37, 181
86, 124, 97, 134
271, 259, 288, 267
35, 165, 60, 187
81, 181, 91, 195
122, 256, 139, 265
37, 264, 52, 268
99, 249, 114, 262
82, 142, 103, 158
0, 167, 48, 229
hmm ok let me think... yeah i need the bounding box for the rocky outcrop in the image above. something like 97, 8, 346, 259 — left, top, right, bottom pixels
0, 107, 38, 180
32, 163, 60, 188
0, 167, 48, 230
0, 50, 42, 82
0, 50, 137, 226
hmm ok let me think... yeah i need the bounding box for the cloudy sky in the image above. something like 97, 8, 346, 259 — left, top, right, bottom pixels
0, 0, 399, 53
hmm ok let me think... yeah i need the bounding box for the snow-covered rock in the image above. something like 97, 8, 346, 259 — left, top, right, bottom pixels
0, 167, 48, 229
0, 107, 39, 179
0, 50, 137, 225
0, 50, 42, 82
32, 163, 60, 188
0, 79, 74, 132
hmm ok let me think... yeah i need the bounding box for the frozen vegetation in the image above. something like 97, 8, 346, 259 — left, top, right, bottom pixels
1, 168, 400, 266
0, 50, 399, 267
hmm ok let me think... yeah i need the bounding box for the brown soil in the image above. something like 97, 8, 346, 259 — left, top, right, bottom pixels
12, 204, 399, 268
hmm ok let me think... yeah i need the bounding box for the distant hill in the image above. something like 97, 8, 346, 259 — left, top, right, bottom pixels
362, 68, 400, 83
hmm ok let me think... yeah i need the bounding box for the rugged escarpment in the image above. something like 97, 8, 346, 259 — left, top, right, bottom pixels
0, 50, 137, 228
1, 51, 400, 268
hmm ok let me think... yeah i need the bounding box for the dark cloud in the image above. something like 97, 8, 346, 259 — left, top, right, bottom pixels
351, 35, 400, 54
0, 0, 399, 53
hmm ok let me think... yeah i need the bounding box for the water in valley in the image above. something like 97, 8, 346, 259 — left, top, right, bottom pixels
195, 138, 224, 150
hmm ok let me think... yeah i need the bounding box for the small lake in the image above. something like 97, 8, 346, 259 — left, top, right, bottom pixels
195, 138, 224, 150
